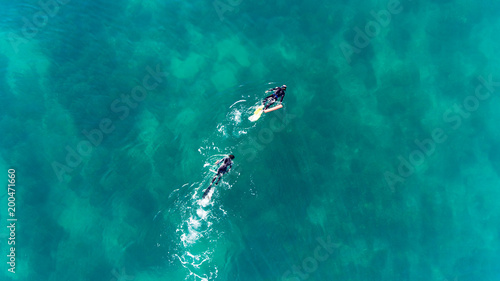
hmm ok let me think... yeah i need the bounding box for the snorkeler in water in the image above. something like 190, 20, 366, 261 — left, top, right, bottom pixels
262, 85, 286, 110
202, 154, 235, 199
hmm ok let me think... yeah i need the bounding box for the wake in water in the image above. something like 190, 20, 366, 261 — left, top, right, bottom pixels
177, 183, 219, 280
166, 82, 278, 280
165, 179, 226, 280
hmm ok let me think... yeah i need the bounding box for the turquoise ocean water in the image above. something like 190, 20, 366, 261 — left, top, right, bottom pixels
1, 0, 500, 280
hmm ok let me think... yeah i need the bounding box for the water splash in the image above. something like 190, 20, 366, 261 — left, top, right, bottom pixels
169, 82, 275, 280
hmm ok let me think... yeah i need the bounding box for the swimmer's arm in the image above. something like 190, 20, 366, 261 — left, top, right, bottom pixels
265, 87, 278, 93
214, 157, 224, 166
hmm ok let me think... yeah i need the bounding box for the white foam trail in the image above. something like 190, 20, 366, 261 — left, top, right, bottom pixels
196, 208, 208, 219
229, 99, 246, 108
232, 109, 241, 124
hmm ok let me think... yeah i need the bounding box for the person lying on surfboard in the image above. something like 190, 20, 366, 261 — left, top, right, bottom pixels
202, 154, 235, 199
248, 85, 286, 122
263, 85, 286, 110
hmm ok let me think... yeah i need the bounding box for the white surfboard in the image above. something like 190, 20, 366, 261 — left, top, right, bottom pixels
263, 104, 283, 113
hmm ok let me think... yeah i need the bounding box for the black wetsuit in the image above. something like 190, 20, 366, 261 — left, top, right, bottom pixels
203, 156, 233, 198
215, 156, 233, 177
263, 87, 286, 109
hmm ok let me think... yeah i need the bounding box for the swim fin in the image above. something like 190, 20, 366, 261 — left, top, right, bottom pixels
202, 185, 212, 199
